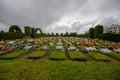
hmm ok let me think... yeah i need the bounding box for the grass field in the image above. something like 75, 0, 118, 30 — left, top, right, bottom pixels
0, 48, 120, 80
0, 59, 120, 80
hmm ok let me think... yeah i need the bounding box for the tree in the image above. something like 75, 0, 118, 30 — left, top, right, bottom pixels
89, 28, 94, 38
9, 25, 22, 33
55, 33, 59, 36
65, 32, 69, 36
51, 32, 54, 36
0, 30, 4, 33
94, 25, 103, 38
60, 33, 63, 36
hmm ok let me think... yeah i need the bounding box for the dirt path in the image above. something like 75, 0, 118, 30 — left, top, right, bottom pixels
63, 41, 71, 60
41, 47, 54, 60
78, 48, 96, 61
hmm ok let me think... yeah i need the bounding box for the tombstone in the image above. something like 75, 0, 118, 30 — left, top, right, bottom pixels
56, 46, 64, 50
68, 46, 76, 51
114, 48, 120, 53
40, 46, 49, 50
23, 46, 33, 50
99, 48, 111, 53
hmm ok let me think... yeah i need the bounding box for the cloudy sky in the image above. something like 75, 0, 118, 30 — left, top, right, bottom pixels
0, 0, 120, 33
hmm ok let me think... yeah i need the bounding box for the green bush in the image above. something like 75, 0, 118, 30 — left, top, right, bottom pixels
9, 25, 22, 33
98, 33, 120, 42
24, 26, 31, 37
0, 32, 25, 40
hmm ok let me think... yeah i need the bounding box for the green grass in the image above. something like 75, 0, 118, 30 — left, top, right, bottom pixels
0, 59, 120, 80
69, 51, 87, 61
88, 52, 111, 61
50, 50, 65, 60
0, 51, 7, 55
1, 50, 28, 59
28, 50, 46, 59
105, 53, 120, 60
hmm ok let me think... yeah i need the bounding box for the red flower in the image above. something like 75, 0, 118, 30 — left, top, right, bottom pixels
81, 43, 85, 46
112, 44, 117, 48
89, 43, 94, 47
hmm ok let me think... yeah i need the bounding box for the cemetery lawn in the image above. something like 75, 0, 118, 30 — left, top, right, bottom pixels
0, 59, 120, 80
28, 50, 46, 59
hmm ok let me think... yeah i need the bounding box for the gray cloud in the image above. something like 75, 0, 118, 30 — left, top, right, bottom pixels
0, 0, 120, 33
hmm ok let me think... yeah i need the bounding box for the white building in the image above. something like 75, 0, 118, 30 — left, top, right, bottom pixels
104, 24, 120, 33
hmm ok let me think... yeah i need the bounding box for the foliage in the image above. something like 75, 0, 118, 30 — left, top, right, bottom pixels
94, 25, 103, 38
89, 28, 94, 38
0, 32, 25, 40
35, 28, 43, 34
98, 33, 120, 42
31, 28, 36, 38
9, 25, 22, 33
24, 26, 31, 37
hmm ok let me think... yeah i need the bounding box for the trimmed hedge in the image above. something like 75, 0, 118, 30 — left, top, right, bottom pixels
24, 26, 31, 37
9, 25, 22, 33
0, 32, 25, 40
98, 33, 120, 42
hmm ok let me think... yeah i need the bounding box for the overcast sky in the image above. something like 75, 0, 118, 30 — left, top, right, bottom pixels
0, 0, 120, 33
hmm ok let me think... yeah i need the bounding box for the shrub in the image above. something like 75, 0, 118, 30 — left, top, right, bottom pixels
0, 32, 25, 40
98, 33, 120, 42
